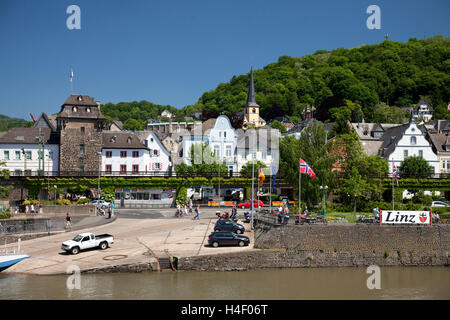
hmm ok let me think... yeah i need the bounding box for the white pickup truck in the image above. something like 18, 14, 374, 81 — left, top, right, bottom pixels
61, 232, 114, 255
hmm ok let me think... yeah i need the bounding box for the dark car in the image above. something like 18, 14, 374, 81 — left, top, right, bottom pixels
208, 231, 250, 247
214, 219, 245, 234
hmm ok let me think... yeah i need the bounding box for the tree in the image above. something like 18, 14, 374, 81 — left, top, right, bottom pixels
175, 144, 227, 177
269, 120, 286, 134
279, 121, 337, 206
123, 118, 144, 131
0, 161, 12, 199
399, 155, 434, 178
240, 161, 267, 178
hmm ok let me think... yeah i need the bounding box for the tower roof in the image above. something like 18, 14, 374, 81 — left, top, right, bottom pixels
246, 67, 260, 108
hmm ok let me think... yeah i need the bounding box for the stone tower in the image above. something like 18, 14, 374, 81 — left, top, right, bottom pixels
56, 95, 106, 175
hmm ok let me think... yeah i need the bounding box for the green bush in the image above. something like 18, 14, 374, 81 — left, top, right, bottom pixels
0, 210, 12, 219
77, 198, 92, 205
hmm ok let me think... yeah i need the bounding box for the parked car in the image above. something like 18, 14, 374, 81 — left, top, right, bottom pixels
431, 201, 449, 207
208, 231, 250, 247
61, 232, 114, 255
237, 200, 263, 209
214, 219, 245, 234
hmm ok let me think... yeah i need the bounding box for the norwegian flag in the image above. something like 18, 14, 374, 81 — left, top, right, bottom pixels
393, 164, 399, 186
299, 158, 316, 179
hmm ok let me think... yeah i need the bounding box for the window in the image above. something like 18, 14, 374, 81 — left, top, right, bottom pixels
79, 165, 84, 172
81, 127, 85, 134
14, 170, 22, 176
219, 132, 221, 138
410, 136, 417, 145
224, 131, 227, 138
106, 151, 112, 158
80, 144, 85, 155
404, 150, 408, 158
120, 151, 127, 158
214, 145, 219, 157
418, 150, 423, 157
153, 149, 158, 157
155, 163, 161, 170
4, 151, 9, 160
25, 170, 32, 176
105, 165, 112, 174
120, 165, 127, 173
132, 165, 139, 174
15, 151, 21, 160
36, 151, 41, 160
132, 151, 139, 158
48, 151, 53, 160
226, 145, 232, 157
86, 108, 91, 113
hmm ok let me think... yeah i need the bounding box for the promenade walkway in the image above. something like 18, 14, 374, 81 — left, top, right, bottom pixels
3, 215, 255, 275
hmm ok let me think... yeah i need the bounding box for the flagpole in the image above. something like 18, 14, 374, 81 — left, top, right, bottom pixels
392, 175, 394, 211
299, 163, 301, 215
269, 168, 272, 214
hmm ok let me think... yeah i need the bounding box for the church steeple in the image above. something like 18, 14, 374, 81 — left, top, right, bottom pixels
246, 67, 259, 108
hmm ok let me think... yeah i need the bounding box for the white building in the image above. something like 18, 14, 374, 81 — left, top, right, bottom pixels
101, 131, 171, 176
412, 99, 434, 122
0, 127, 59, 176
181, 116, 238, 173
378, 117, 439, 174
236, 126, 280, 174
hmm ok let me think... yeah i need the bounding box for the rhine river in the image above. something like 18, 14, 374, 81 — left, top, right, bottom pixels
0, 267, 449, 299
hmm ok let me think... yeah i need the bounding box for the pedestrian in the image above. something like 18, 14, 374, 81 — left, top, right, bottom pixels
108, 205, 112, 219
194, 205, 200, 220
176, 203, 181, 217
111, 202, 115, 216
189, 198, 193, 213
65, 213, 72, 229
184, 204, 188, 216
30, 203, 35, 214
25, 204, 29, 214
39, 203, 43, 214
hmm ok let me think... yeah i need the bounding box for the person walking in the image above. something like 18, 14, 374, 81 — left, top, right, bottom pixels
30, 203, 35, 214
184, 204, 189, 216
194, 205, 200, 220
25, 204, 29, 214
39, 203, 43, 214
65, 213, 72, 229
108, 205, 112, 219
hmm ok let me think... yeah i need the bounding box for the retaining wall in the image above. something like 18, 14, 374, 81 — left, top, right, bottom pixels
178, 224, 450, 271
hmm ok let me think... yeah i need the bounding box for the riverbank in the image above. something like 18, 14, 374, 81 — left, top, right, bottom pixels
3, 212, 449, 275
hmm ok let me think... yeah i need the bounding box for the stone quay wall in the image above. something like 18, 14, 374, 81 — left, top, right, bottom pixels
178, 224, 450, 271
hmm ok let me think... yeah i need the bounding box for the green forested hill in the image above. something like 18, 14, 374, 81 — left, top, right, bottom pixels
101, 35, 450, 128
0, 114, 32, 131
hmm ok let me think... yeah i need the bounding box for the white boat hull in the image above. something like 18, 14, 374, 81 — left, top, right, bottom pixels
0, 254, 29, 272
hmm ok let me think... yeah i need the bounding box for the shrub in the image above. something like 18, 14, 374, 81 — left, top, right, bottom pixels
0, 210, 11, 219
77, 198, 92, 205
56, 199, 71, 205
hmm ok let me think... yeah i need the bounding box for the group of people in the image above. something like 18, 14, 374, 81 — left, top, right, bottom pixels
176, 199, 200, 220
276, 205, 290, 224
97, 203, 115, 219
24, 203, 43, 214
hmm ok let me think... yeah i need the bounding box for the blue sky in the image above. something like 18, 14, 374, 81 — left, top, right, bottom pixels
0, 0, 449, 119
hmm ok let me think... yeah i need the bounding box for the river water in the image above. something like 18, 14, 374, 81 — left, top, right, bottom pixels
0, 267, 448, 300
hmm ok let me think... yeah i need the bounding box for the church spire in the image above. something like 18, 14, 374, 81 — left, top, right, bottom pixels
246, 67, 259, 107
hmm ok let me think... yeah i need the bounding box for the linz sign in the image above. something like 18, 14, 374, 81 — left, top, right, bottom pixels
380, 211, 431, 225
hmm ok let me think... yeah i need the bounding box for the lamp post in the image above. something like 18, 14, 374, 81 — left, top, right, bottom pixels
97, 152, 102, 203
320, 185, 328, 214
53, 185, 57, 202
251, 150, 255, 230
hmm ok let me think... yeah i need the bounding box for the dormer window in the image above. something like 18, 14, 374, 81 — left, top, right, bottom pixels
77, 95, 83, 101
111, 136, 116, 143
127, 137, 132, 143
72, 106, 77, 112
86, 107, 91, 113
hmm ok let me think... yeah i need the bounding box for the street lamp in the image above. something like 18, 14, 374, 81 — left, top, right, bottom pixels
97, 152, 102, 203
320, 185, 328, 214
53, 185, 57, 202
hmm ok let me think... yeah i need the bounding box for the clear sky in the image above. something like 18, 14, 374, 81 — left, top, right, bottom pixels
0, 0, 449, 119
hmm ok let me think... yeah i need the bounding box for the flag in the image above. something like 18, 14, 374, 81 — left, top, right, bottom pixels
299, 158, 316, 180
70, 68, 74, 82
258, 167, 265, 187
393, 164, 399, 186
311, 105, 316, 111
271, 164, 276, 186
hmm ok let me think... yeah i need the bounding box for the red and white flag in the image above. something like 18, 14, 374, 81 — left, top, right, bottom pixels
299, 158, 316, 179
